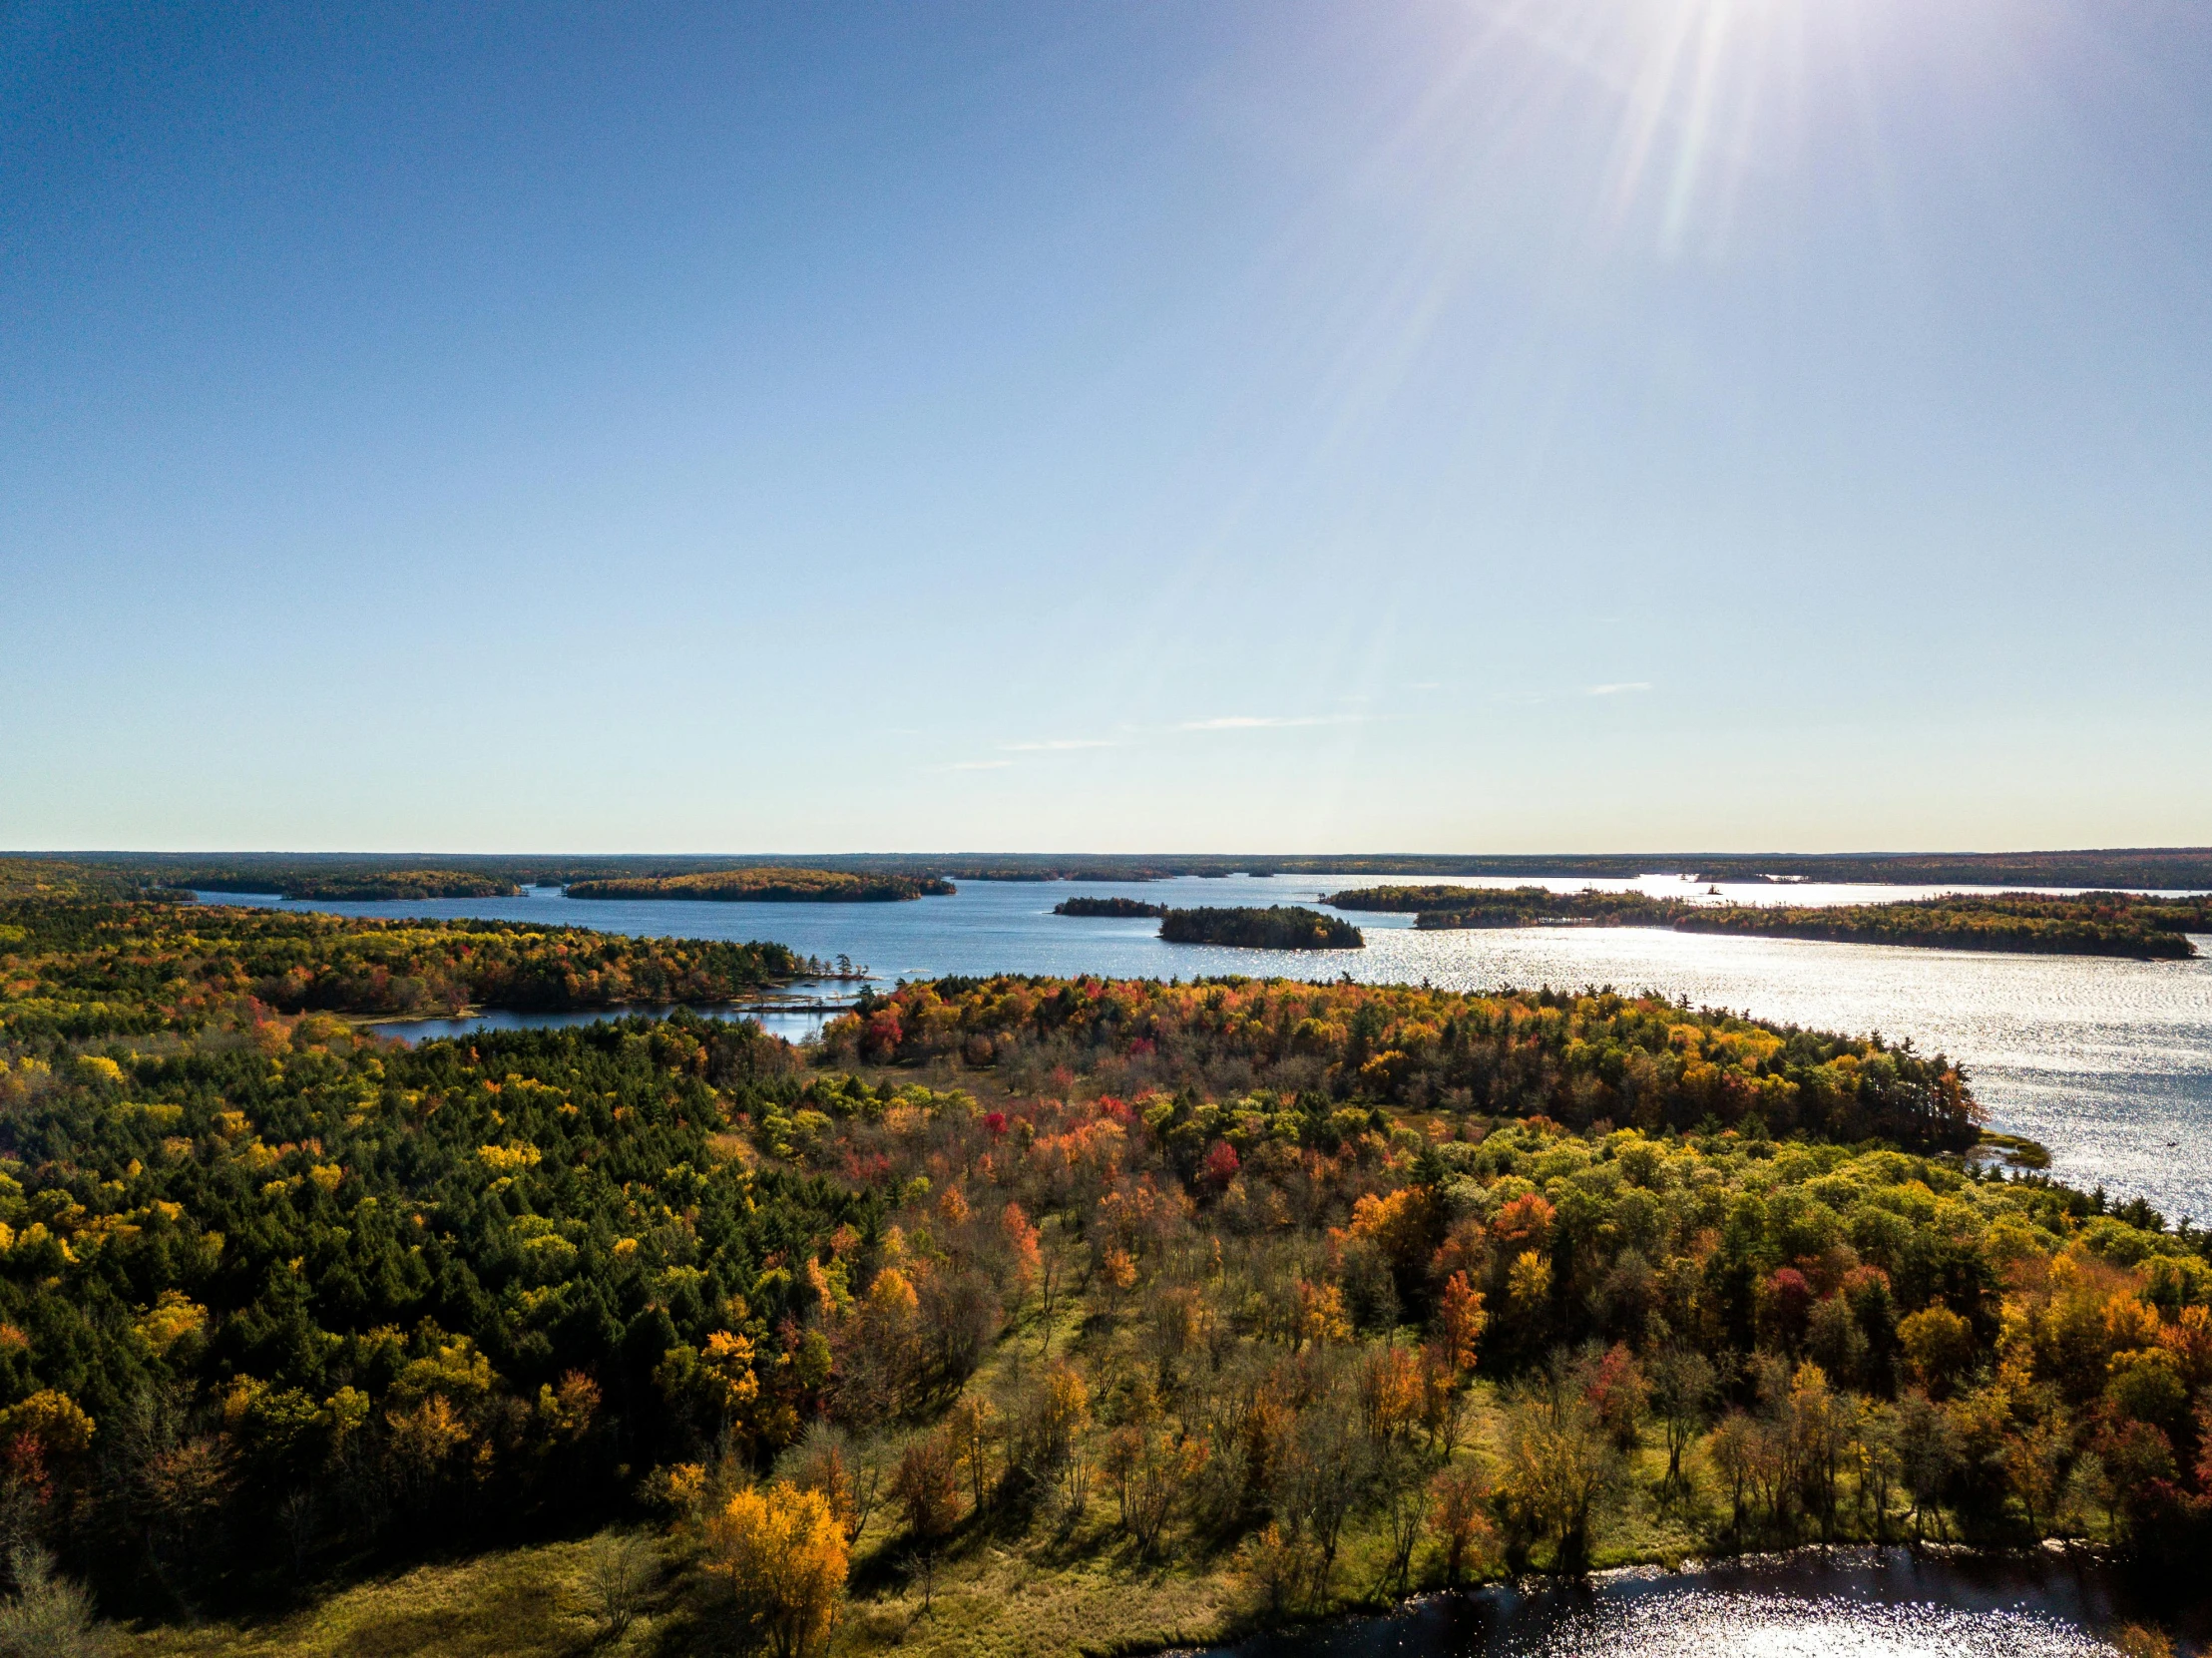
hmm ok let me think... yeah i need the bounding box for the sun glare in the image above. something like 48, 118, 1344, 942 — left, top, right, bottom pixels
1463, 0, 1870, 256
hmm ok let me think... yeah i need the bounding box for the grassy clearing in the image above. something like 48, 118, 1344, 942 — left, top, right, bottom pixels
123, 1537, 620, 1658
109, 1292, 1972, 1658
113, 1401, 1713, 1658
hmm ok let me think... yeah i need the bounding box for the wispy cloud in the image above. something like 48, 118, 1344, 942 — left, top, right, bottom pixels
999, 737, 1118, 752
952, 758, 1014, 769
1586, 681, 1652, 696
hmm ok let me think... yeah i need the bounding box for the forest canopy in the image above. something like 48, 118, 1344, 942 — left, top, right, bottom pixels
1667, 893, 2208, 960
1053, 898, 1168, 919
1159, 907, 1364, 951
0, 902, 802, 1030
816, 974, 1977, 1149
1, 896, 2207, 1649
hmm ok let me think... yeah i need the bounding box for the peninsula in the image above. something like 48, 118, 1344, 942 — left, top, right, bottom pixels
1325, 886, 2207, 959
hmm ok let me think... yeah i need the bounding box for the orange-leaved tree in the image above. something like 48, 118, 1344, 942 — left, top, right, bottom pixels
706, 1479, 849, 1658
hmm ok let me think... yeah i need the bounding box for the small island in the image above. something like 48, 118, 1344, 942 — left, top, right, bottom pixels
1052, 896, 1168, 918
566, 868, 954, 903
1158, 904, 1364, 950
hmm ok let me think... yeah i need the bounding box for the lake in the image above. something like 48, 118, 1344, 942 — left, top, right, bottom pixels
202, 875, 2212, 1223
1195, 1546, 2189, 1658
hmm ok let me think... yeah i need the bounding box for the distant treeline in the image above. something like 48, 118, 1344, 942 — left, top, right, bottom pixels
1052, 897, 1168, 918
1387, 887, 2206, 960
790, 848, 2212, 888
1159, 905, 1364, 951
11, 848, 2212, 895
0, 859, 168, 903
1679, 849, 2212, 890
198, 869, 521, 902
566, 869, 954, 903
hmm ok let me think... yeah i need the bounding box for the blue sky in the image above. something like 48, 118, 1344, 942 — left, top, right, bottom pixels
3, 0, 2207, 853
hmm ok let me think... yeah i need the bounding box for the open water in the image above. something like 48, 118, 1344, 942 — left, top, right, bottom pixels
1194, 1547, 2192, 1657
204, 875, 2212, 1224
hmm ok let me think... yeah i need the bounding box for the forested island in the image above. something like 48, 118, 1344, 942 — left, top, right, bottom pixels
1330, 885, 1669, 926
1052, 896, 1169, 918
567, 869, 955, 903
1160, 904, 1365, 950
1, 878, 2209, 1654
1327, 886, 2208, 960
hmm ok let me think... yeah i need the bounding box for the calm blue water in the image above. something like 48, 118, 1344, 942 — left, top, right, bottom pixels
204, 876, 2212, 1223
1196, 1547, 2171, 1657
358, 984, 856, 1046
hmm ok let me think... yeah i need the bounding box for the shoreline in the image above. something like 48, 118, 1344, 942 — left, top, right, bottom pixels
339, 988, 865, 1030
1145, 1538, 2137, 1658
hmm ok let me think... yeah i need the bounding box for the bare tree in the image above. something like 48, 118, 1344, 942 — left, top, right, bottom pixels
1275, 1401, 1371, 1590
1857, 1400, 1902, 1539
0, 1545, 107, 1658
891, 1435, 960, 1613
1375, 1448, 1430, 1597
581, 1532, 655, 1642
944, 1397, 997, 1515
1647, 1346, 1715, 1490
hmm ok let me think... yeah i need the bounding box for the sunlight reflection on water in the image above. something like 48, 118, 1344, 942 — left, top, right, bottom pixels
1200, 1551, 2142, 1657
1516, 1594, 2106, 1657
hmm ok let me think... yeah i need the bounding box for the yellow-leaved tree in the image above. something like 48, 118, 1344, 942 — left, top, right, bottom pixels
706, 1479, 848, 1658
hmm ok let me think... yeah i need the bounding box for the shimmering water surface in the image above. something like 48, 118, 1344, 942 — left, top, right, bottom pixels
358, 982, 856, 1047
206, 875, 2212, 1223
1199, 1549, 2165, 1657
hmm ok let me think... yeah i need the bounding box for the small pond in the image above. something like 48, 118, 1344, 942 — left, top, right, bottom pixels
360, 980, 858, 1046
